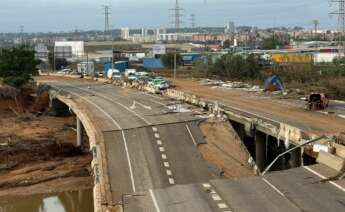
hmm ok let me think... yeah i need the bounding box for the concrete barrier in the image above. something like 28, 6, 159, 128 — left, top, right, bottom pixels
317, 150, 345, 172
334, 143, 345, 159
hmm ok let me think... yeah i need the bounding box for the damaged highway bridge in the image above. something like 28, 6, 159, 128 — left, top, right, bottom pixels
38, 78, 345, 212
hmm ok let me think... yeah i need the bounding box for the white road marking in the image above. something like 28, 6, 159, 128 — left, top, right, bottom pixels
154, 133, 160, 139
338, 114, 345, 119
217, 203, 229, 209
161, 154, 167, 160
159, 147, 165, 152
156, 140, 162, 145
152, 127, 158, 132
303, 166, 345, 192
122, 131, 136, 193
262, 178, 285, 197
164, 162, 170, 168
169, 178, 175, 184
149, 189, 161, 212
133, 100, 152, 110
202, 183, 211, 188
166, 170, 172, 176
65, 84, 153, 125
58, 88, 137, 193
212, 194, 222, 201
186, 124, 197, 146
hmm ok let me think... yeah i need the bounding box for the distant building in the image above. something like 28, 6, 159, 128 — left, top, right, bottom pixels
34, 43, 49, 61
121, 28, 130, 40
54, 41, 84, 58
141, 28, 148, 37
225, 21, 236, 34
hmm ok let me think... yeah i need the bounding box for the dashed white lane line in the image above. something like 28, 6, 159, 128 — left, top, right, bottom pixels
303, 166, 345, 192
262, 178, 285, 197
218, 203, 229, 209
164, 162, 170, 168
152, 127, 175, 186
202, 183, 231, 211
169, 178, 175, 185
186, 124, 197, 146
202, 183, 212, 189
149, 189, 161, 212
212, 194, 222, 201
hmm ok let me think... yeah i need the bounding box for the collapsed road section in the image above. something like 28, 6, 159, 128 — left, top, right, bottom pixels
37, 75, 345, 212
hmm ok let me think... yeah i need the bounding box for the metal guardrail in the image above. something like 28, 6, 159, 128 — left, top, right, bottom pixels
261, 135, 330, 176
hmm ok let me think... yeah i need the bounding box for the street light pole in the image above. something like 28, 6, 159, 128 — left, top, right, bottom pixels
174, 49, 177, 85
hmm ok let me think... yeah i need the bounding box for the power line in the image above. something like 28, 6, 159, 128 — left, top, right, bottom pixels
170, 0, 184, 33
330, 0, 345, 55
330, 0, 345, 33
102, 5, 111, 38
190, 14, 196, 28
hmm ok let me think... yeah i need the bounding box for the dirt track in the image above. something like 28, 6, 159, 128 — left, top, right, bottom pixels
174, 79, 345, 135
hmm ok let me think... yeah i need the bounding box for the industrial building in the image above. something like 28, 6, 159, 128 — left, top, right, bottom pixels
54, 41, 84, 58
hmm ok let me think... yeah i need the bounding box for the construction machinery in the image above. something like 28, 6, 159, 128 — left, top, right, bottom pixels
306, 93, 329, 110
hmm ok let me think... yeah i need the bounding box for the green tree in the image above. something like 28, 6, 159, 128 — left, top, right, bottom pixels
161, 53, 183, 69
261, 35, 289, 50
223, 39, 231, 49
211, 53, 264, 80
0, 46, 40, 87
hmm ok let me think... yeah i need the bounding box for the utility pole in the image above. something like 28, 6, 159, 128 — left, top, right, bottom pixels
190, 14, 196, 29
313, 19, 319, 34
102, 5, 111, 40
19, 25, 24, 45
313, 20, 320, 50
330, 0, 345, 56
174, 49, 177, 84
170, 0, 184, 34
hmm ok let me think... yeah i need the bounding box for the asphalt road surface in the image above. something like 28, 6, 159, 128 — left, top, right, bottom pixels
44, 79, 219, 204
124, 166, 345, 212
39, 78, 345, 211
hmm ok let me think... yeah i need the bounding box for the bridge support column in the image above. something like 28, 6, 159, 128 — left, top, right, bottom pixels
290, 147, 302, 168
77, 118, 83, 147
255, 131, 267, 172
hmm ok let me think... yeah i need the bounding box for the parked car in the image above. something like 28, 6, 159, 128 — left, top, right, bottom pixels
148, 79, 170, 90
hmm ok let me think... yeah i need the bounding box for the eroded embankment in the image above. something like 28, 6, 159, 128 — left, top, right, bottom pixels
0, 85, 93, 197
198, 119, 255, 177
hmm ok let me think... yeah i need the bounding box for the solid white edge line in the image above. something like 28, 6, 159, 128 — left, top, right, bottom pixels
122, 130, 136, 193
149, 189, 161, 212
62, 88, 137, 193
262, 178, 285, 197
68, 84, 153, 125
186, 125, 197, 146
303, 166, 345, 192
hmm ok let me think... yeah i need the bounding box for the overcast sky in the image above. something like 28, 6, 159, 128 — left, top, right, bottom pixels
0, 0, 338, 33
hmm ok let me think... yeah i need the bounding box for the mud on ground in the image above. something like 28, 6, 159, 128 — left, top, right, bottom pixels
198, 119, 255, 178
0, 90, 93, 198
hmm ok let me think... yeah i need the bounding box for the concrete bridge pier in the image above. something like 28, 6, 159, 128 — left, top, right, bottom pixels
77, 118, 84, 147
255, 131, 267, 172
289, 147, 302, 168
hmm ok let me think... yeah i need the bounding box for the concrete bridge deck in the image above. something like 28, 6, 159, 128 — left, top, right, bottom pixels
38, 77, 345, 212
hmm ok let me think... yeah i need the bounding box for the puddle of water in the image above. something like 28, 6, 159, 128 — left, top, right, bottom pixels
0, 189, 94, 212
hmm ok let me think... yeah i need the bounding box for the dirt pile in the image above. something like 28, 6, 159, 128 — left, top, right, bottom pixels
198, 120, 255, 178
0, 88, 93, 197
